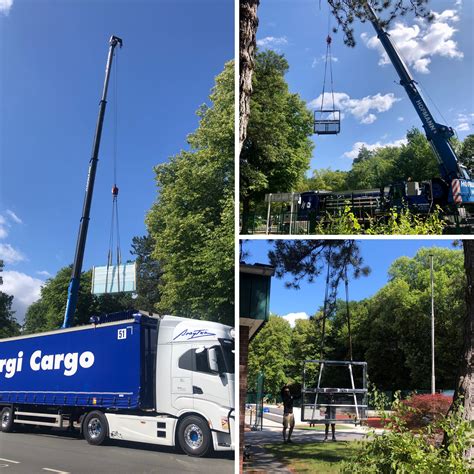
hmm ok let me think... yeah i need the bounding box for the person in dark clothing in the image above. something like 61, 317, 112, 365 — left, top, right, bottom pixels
324, 394, 336, 441
281, 385, 296, 443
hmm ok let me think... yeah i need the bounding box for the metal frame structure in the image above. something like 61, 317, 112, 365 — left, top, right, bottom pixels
314, 109, 341, 135
301, 359, 368, 425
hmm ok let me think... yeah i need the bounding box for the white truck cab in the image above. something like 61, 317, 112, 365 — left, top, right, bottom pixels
105, 315, 235, 456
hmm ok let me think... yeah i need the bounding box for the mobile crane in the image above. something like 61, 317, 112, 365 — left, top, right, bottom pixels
364, 1, 474, 211
62, 35, 122, 329
298, 1, 474, 231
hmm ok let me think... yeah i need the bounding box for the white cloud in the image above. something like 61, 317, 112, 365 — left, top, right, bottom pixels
361, 113, 377, 125
0, 210, 23, 239
361, 6, 463, 74
36, 270, 52, 277
0, 216, 7, 239
308, 92, 400, 124
0, 243, 26, 264
312, 55, 339, 67
257, 36, 288, 48
398, 117, 405, 122
6, 210, 22, 224
2, 271, 43, 324
343, 138, 408, 160
0, 0, 13, 15
457, 122, 470, 132
281, 312, 310, 328
455, 113, 473, 132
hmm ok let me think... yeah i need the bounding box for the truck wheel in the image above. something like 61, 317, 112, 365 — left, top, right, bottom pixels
178, 415, 212, 457
83, 411, 108, 446
0, 407, 14, 433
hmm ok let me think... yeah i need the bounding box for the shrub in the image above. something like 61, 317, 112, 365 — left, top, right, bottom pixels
341, 394, 472, 474
313, 206, 446, 235
397, 394, 452, 430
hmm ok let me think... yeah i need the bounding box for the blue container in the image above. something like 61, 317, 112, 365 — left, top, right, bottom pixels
0, 313, 158, 410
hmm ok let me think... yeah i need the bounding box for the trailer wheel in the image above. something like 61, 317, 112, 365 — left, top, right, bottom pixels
178, 415, 212, 457
0, 407, 14, 433
83, 411, 108, 446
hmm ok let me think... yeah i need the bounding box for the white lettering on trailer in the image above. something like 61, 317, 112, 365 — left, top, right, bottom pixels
0, 352, 23, 378
117, 328, 127, 340
28, 350, 95, 377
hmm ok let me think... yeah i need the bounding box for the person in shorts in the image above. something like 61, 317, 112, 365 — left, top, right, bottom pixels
281, 385, 296, 443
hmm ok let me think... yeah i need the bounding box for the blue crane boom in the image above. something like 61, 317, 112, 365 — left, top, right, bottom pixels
62, 35, 123, 329
364, 2, 472, 192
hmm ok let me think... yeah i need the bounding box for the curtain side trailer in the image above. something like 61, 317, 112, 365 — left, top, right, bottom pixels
0, 311, 235, 457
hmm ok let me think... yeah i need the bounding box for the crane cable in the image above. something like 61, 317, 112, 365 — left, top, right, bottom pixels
320, 7, 336, 113
318, 254, 354, 361
319, 249, 332, 360
105, 49, 123, 294
344, 266, 353, 361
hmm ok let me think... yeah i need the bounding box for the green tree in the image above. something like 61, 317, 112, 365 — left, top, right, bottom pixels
459, 134, 474, 171
0, 292, 20, 338
347, 148, 398, 189
394, 128, 439, 182
299, 168, 348, 192
240, 50, 314, 233
248, 315, 293, 399
269, 240, 370, 289
356, 247, 464, 390
130, 235, 162, 314
327, 0, 430, 47
289, 317, 325, 384
342, 128, 440, 190
146, 62, 234, 326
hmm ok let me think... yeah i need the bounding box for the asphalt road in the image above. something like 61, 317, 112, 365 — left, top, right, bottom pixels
0, 428, 234, 474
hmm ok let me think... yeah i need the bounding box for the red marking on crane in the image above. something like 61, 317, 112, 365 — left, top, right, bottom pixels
452, 180, 462, 204
112, 186, 119, 196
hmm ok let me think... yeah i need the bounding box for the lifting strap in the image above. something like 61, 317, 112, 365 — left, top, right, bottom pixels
320, 8, 336, 113
319, 250, 332, 360
313, 260, 361, 422
344, 266, 353, 361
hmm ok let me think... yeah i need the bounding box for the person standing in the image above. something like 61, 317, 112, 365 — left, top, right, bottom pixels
324, 393, 337, 441
281, 384, 296, 443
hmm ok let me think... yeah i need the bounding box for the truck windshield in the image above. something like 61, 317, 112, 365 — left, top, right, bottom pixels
219, 339, 235, 374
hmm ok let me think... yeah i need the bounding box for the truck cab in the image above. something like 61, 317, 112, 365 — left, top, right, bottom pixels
104, 315, 235, 457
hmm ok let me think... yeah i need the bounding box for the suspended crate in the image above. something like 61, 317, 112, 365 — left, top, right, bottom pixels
301, 359, 368, 425
91, 262, 136, 295
314, 109, 341, 135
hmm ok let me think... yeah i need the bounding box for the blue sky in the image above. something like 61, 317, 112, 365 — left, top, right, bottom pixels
0, 0, 233, 322
242, 239, 458, 326
256, 0, 473, 172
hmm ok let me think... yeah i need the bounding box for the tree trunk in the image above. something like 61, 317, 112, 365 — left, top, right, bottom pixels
446, 239, 474, 457
241, 195, 251, 235
454, 240, 474, 420
239, 0, 259, 154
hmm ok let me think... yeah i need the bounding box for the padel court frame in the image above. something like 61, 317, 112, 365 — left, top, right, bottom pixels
301, 359, 368, 425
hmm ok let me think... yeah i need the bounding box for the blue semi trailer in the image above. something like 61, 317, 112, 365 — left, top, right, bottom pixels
0, 311, 235, 457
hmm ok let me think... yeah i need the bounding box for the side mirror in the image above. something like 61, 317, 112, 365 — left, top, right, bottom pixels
208, 347, 220, 374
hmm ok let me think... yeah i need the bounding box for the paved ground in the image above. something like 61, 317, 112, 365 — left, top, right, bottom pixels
243, 417, 378, 473
0, 428, 234, 474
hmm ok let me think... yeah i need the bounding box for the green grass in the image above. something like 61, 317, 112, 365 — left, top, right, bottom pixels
264, 441, 361, 473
